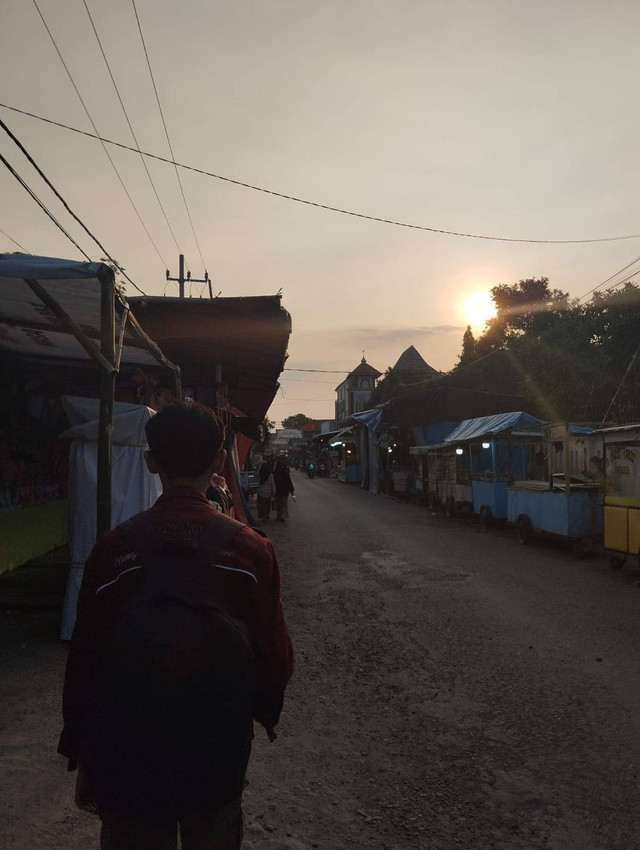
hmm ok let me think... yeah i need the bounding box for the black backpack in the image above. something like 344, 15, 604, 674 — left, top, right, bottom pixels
83, 511, 256, 819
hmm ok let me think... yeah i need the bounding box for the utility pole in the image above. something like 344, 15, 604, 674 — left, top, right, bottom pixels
166, 254, 212, 298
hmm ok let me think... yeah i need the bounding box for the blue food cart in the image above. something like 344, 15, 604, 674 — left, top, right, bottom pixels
507, 422, 604, 548
443, 411, 545, 528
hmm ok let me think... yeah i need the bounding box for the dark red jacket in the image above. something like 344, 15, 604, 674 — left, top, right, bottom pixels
59, 486, 293, 765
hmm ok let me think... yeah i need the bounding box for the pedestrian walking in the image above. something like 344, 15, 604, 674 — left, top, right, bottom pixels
273, 458, 294, 522
59, 401, 293, 850
256, 460, 276, 521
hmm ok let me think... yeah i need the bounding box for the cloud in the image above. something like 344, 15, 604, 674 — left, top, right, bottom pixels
301, 324, 465, 343
286, 323, 466, 376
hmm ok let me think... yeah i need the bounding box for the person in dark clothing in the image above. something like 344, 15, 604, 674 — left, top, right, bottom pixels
256, 459, 275, 521
59, 401, 293, 850
273, 459, 294, 522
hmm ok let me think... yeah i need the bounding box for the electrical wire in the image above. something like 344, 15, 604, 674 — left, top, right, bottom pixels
280, 377, 337, 384
1, 118, 145, 294
578, 252, 640, 302
284, 368, 350, 373
0, 151, 92, 260
4, 101, 640, 247
0, 226, 30, 253
81, 0, 182, 259
30, 0, 167, 269
269, 398, 334, 404
131, 0, 207, 274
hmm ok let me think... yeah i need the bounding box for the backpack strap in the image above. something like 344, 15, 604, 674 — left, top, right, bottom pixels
119, 509, 245, 571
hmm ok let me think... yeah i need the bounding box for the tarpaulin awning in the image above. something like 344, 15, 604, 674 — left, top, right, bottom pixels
444, 411, 545, 443
350, 408, 384, 431
129, 295, 291, 423
59, 402, 161, 639
0, 254, 179, 374
568, 424, 597, 435
313, 429, 342, 442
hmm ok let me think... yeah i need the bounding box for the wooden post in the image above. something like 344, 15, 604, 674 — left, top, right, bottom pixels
178, 253, 185, 298
564, 424, 571, 493
97, 270, 116, 536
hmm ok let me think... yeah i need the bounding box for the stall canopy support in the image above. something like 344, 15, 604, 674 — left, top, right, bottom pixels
24, 278, 116, 374
98, 269, 116, 535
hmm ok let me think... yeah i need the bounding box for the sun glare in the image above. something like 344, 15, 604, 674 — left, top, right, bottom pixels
463, 291, 496, 329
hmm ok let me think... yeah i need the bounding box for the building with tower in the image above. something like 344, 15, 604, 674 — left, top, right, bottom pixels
335, 355, 382, 423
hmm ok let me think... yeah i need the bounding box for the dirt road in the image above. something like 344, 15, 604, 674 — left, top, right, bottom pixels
3, 473, 640, 848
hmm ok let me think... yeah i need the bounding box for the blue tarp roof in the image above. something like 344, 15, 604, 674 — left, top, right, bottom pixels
567, 424, 597, 435
444, 411, 545, 443
0, 254, 106, 280
350, 408, 383, 431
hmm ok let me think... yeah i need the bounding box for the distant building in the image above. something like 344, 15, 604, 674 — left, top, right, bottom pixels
392, 345, 439, 379
271, 428, 303, 452
301, 419, 337, 442
319, 419, 337, 434
335, 356, 382, 423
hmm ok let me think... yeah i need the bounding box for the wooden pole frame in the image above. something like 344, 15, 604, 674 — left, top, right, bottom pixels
97, 266, 116, 536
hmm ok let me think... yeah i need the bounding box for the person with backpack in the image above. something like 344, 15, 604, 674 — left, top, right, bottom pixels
59, 401, 293, 850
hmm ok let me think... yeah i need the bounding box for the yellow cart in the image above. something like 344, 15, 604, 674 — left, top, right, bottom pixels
598, 424, 640, 568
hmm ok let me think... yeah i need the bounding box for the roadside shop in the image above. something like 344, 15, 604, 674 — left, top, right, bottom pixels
0, 253, 180, 576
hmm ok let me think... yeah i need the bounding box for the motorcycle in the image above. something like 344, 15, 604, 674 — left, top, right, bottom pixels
307, 463, 315, 479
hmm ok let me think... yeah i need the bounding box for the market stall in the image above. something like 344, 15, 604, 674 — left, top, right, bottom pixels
413, 442, 472, 515
0, 253, 180, 575
507, 422, 603, 547
443, 411, 545, 528
596, 423, 640, 568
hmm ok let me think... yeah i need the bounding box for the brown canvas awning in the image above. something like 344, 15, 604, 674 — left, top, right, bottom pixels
128, 295, 291, 422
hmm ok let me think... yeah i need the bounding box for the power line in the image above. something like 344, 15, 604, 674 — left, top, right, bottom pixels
0, 150, 92, 261
279, 377, 337, 384
0, 226, 30, 253
30, 0, 167, 269
81, 0, 182, 259
278, 395, 334, 401
131, 0, 207, 274
578, 252, 640, 302
4, 101, 640, 247
284, 368, 350, 373
1, 118, 145, 294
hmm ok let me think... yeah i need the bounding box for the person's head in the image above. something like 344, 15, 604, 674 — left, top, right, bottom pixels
144, 400, 226, 489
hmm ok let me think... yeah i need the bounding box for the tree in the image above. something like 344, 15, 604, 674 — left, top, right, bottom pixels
458, 325, 477, 367
475, 277, 570, 356
447, 275, 640, 422
281, 413, 314, 430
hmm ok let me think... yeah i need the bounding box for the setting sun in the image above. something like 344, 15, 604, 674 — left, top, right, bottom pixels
463, 291, 496, 329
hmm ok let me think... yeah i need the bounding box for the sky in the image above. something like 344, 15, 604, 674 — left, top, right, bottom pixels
2, 0, 640, 425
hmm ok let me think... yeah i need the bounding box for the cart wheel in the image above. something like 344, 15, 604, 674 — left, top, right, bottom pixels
445, 497, 455, 518
479, 505, 492, 530
610, 555, 626, 570
516, 514, 532, 545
